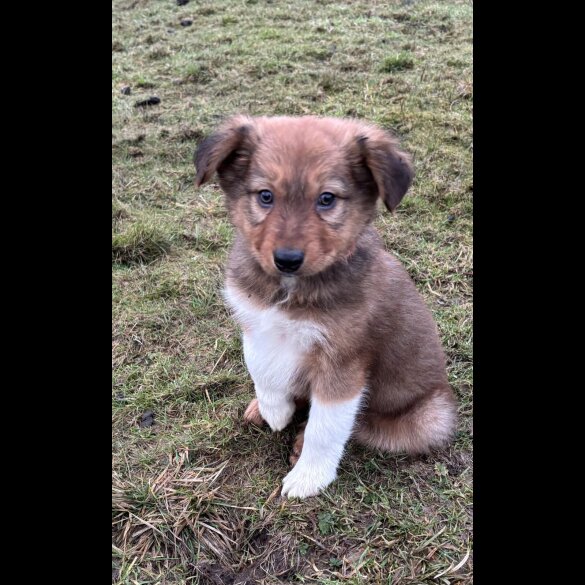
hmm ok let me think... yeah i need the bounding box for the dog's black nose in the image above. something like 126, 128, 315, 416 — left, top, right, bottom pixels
273, 248, 304, 273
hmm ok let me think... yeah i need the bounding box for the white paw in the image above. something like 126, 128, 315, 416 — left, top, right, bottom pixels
258, 400, 295, 432
281, 460, 337, 499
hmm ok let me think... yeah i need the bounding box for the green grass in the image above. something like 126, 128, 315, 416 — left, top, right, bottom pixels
112, 217, 177, 265
380, 52, 415, 73
112, 0, 472, 583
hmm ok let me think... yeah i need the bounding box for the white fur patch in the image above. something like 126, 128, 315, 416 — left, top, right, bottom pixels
224, 284, 325, 431
282, 392, 364, 499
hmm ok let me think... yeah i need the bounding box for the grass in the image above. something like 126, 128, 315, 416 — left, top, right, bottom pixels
112, 0, 472, 583
112, 216, 176, 265
380, 52, 415, 73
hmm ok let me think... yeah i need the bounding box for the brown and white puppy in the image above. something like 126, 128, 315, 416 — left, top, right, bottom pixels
194, 115, 457, 498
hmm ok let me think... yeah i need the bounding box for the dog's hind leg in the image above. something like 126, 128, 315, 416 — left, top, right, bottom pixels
289, 420, 307, 465
354, 386, 457, 454
243, 398, 265, 426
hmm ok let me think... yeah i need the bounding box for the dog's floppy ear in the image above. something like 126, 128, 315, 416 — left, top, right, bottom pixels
356, 128, 414, 213
194, 116, 255, 188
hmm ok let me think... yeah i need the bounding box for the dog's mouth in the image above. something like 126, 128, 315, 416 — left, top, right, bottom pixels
273, 264, 306, 279
280, 274, 298, 288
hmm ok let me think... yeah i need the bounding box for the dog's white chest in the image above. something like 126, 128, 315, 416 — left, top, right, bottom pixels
223, 284, 323, 393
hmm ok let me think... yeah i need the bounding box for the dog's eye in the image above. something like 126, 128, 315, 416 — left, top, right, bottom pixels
317, 192, 336, 209
258, 190, 274, 207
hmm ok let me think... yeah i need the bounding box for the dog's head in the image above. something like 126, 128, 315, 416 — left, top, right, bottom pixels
194, 115, 413, 277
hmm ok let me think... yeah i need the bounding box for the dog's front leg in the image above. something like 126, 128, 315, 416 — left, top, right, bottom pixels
281, 391, 364, 498
254, 385, 296, 432
242, 333, 296, 432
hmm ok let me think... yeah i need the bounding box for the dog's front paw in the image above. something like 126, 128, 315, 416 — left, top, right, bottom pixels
258, 400, 295, 432
281, 460, 336, 499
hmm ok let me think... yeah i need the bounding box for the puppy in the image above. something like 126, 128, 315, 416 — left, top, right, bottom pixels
194, 116, 457, 499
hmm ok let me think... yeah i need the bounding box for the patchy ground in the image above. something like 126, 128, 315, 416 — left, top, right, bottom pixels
112, 0, 472, 583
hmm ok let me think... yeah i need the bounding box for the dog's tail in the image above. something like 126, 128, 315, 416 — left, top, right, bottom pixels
354, 386, 457, 454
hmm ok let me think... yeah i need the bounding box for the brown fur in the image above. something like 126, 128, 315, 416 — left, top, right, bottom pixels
289, 421, 307, 466
243, 398, 264, 426
195, 115, 457, 456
